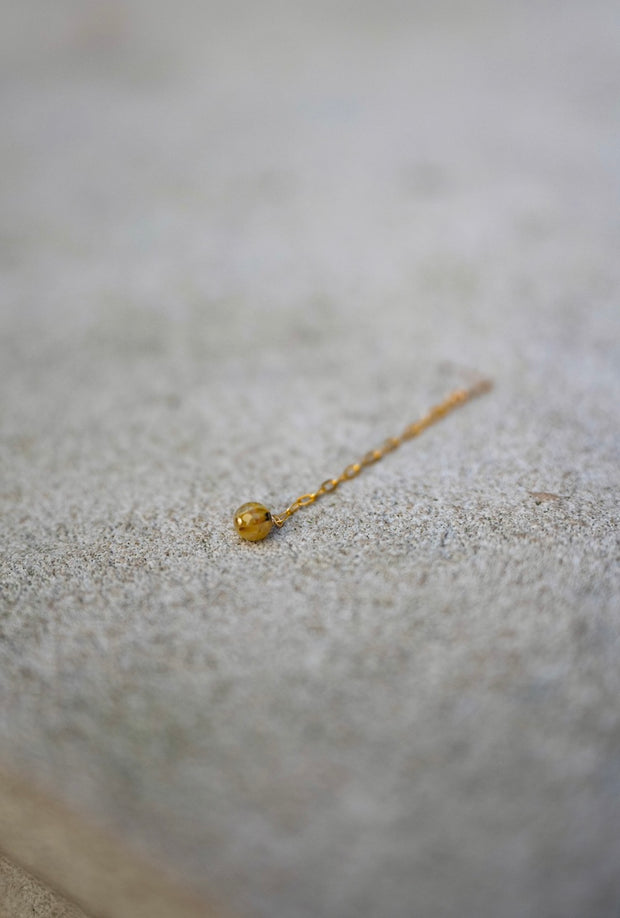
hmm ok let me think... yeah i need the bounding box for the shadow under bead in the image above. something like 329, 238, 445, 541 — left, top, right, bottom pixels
234, 502, 274, 541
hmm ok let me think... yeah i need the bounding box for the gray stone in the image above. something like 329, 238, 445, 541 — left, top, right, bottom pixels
1, 2, 619, 916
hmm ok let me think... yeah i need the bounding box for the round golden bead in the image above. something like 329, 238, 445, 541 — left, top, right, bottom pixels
234, 502, 274, 541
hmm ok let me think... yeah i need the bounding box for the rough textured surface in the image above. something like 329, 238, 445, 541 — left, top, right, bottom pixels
1, 2, 619, 917
0, 857, 87, 918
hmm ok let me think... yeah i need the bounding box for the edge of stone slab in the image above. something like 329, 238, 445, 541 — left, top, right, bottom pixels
0, 854, 89, 918
0, 763, 234, 918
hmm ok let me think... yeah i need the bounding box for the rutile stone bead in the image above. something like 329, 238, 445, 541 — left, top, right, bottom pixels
234, 502, 274, 541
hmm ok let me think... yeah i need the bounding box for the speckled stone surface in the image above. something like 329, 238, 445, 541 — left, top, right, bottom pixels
0, 857, 87, 918
1, 2, 619, 917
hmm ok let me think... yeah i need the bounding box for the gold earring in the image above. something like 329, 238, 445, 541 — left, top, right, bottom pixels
234, 378, 492, 541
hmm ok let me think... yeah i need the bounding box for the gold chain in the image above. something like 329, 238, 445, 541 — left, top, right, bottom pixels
270, 378, 492, 528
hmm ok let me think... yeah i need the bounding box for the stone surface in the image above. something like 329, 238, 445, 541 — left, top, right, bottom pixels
0, 857, 88, 918
1, 2, 619, 917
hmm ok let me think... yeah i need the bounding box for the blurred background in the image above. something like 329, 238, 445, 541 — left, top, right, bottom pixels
1, 2, 619, 917
3, 0, 617, 346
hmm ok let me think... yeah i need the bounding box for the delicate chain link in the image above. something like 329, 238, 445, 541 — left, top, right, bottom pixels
271, 378, 492, 527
